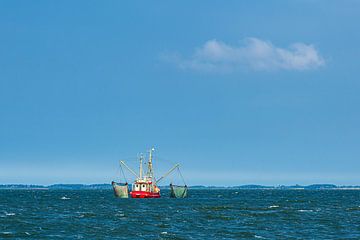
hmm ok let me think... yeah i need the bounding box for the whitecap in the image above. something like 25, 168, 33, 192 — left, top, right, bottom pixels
268, 205, 279, 208
25, 232, 30, 236
161, 232, 168, 235
61, 196, 70, 200
255, 235, 265, 239
1, 232, 12, 235
298, 209, 313, 212
5, 212, 15, 216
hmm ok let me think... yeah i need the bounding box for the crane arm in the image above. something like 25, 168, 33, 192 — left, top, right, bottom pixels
120, 160, 138, 178
156, 164, 180, 184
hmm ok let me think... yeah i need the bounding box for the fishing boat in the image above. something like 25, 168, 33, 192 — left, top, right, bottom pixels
112, 148, 187, 198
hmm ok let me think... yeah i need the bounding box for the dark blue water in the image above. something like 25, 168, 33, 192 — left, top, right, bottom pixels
1, 189, 360, 239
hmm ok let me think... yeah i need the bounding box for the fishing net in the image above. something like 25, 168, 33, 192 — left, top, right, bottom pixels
112, 181, 129, 198
170, 184, 188, 198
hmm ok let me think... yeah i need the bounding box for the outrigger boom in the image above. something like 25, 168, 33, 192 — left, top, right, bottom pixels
119, 160, 138, 178
156, 164, 180, 184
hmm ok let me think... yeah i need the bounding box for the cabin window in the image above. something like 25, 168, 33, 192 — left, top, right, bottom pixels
141, 184, 147, 191
134, 184, 140, 191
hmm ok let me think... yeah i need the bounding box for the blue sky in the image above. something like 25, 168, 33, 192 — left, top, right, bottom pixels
1, 1, 359, 185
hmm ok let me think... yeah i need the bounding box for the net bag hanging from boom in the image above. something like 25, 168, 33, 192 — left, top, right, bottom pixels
170, 184, 187, 198
155, 163, 188, 198
170, 167, 188, 198
112, 164, 129, 198
112, 182, 129, 198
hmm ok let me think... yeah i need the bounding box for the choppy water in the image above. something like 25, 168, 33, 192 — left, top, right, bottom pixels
1, 189, 360, 239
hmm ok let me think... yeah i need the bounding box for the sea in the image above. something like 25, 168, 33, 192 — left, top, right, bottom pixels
1, 189, 359, 239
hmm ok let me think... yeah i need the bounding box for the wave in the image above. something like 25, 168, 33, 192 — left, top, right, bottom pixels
268, 205, 279, 208
298, 209, 313, 212
255, 235, 265, 239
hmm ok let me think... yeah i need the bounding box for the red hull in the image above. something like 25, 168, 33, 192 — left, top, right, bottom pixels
130, 191, 160, 198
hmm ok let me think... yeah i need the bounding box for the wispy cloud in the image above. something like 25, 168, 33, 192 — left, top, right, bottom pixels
162, 38, 325, 73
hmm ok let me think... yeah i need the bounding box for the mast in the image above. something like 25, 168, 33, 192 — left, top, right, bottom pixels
139, 154, 143, 179
147, 147, 155, 178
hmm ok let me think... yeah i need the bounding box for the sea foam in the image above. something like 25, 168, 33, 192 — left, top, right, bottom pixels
268, 205, 279, 208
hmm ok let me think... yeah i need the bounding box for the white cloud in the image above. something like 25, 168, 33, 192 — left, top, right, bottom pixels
163, 38, 325, 72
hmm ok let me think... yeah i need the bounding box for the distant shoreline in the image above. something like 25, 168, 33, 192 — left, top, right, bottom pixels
1, 184, 360, 190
